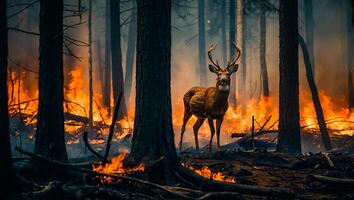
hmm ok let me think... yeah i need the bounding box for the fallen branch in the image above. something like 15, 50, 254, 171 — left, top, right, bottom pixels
321, 153, 335, 168
308, 175, 354, 186
83, 131, 103, 159
232, 130, 278, 140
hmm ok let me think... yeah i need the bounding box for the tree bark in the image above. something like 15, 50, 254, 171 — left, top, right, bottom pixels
127, 0, 177, 184
299, 34, 332, 151
111, 0, 127, 119
124, 0, 137, 106
304, 0, 315, 77
260, 0, 269, 97
347, 0, 354, 109
198, 0, 207, 85
229, 0, 237, 108
0, 0, 16, 195
221, 0, 227, 65
35, 0, 68, 161
237, 0, 245, 95
104, 0, 111, 116
277, 0, 301, 155
88, 0, 94, 133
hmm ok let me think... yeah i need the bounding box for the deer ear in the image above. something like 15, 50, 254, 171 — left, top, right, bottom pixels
228, 64, 238, 74
209, 64, 219, 74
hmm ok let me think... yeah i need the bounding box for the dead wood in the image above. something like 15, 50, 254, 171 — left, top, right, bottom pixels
62, 185, 130, 199
308, 175, 354, 186
197, 192, 243, 200
232, 130, 278, 140
83, 131, 104, 159
176, 164, 294, 197
64, 112, 88, 123
322, 153, 335, 168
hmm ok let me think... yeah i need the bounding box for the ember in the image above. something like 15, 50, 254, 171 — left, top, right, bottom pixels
182, 163, 236, 183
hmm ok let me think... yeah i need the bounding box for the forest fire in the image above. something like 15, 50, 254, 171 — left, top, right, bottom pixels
182, 163, 236, 183
92, 153, 145, 183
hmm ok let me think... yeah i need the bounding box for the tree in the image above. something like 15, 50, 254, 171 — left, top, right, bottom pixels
124, 0, 137, 105
237, 0, 245, 95
260, 0, 269, 97
35, 0, 68, 161
347, 0, 354, 109
198, 0, 207, 85
127, 0, 177, 183
88, 0, 94, 133
277, 0, 301, 155
304, 0, 315, 77
229, 0, 237, 107
221, 0, 227, 65
111, 0, 127, 119
104, 0, 111, 115
0, 0, 16, 195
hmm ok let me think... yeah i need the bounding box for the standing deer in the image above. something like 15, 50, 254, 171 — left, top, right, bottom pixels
179, 43, 241, 152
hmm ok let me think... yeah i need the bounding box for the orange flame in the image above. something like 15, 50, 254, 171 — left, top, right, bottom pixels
182, 163, 236, 183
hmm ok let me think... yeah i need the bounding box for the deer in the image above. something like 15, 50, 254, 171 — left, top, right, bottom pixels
179, 42, 241, 152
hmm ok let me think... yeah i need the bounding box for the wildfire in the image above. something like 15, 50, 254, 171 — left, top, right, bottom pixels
92, 153, 145, 183
182, 163, 236, 183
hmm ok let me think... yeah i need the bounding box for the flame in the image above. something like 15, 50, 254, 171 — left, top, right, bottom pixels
92, 153, 145, 183
182, 163, 236, 183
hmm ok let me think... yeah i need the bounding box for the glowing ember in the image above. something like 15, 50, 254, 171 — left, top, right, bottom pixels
182, 163, 236, 183
92, 153, 145, 183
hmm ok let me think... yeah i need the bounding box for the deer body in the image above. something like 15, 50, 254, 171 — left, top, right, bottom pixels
179, 43, 241, 152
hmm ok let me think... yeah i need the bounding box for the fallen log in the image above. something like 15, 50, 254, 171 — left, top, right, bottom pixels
64, 112, 88, 123
62, 185, 130, 200
176, 164, 294, 197
231, 130, 278, 140
83, 131, 104, 159
308, 175, 354, 186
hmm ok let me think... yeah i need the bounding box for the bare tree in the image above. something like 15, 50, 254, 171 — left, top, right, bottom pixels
104, 0, 111, 115
35, 0, 67, 161
88, 0, 94, 133
304, 0, 315, 76
277, 0, 301, 155
260, 0, 269, 97
237, 0, 245, 95
229, 0, 237, 107
127, 0, 177, 183
198, 0, 207, 85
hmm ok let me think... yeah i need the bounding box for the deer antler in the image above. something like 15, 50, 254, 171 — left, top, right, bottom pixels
227, 42, 241, 68
207, 44, 221, 69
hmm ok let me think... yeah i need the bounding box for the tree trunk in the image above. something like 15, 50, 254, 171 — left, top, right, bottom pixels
127, 0, 177, 184
124, 0, 137, 106
229, 0, 237, 108
260, 0, 269, 97
277, 0, 301, 155
104, 0, 111, 116
96, 41, 104, 95
0, 0, 15, 195
221, 0, 227, 65
237, 0, 245, 95
111, 0, 127, 119
299, 34, 332, 151
198, 0, 207, 85
347, 0, 354, 109
88, 0, 94, 133
304, 0, 315, 77
35, 0, 68, 161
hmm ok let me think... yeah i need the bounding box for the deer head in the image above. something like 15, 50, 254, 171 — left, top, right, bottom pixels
208, 42, 241, 92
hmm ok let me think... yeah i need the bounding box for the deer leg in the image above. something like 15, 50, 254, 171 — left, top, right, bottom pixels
207, 118, 215, 152
193, 118, 205, 150
179, 111, 192, 151
216, 117, 223, 150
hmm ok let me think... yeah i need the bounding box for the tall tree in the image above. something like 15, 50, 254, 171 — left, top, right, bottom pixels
347, 0, 354, 109
221, 0, 227, 65
277, 0, 301, 155
35, 0, 67, 161
237, 0, 245, 95
198, 0, 207, 85
229, 0, 237, 107
124, 0, 137, 105
0, 0, 16, 195
104, 0, 111, 115
260, 0, 269, 97
304, 0, 315, 76
111, 0, 127, 119
127, 0, 177, 183
88, 0, 94, 133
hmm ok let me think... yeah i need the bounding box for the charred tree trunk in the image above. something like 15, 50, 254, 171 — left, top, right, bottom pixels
124, 0, 137, 106
304, 0, 315, 77
0, 0, 15, 195
347, 0, 354, 109
229, 0, 237, 108
260, 0, 269, 97
198, 0, 207, 85
237, 0, 245, 95
35, 0, 68, 161
104, 0, 111, 116
277, 0, 301, 155
127, 0, 177, 183
88, 0, 94, 133
221, 0, 227, 65
299, 34, 332, 151
111, 0, 127, 119
96, 41, 104, 95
